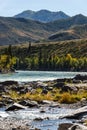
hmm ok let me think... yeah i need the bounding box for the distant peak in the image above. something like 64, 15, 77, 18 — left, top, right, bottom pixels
14, 9, 70, 23
38, 9, 50, 12
73, 14, 86, 18
21, 10, 35, 14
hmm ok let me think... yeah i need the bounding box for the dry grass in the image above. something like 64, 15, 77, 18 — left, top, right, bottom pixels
5, 88, 87, 104
59, 93, 76, 104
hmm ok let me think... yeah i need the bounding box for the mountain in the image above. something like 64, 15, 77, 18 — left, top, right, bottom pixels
14, 10, 70, 23
48, 30, 80, 41
47, 14, 87, 41
0, 17, 50, 45
47, 14, 87, 31
48, 24, 87, 41
0, 14, 87, 45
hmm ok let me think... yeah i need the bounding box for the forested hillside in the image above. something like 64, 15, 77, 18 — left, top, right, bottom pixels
0, 39, 87, 72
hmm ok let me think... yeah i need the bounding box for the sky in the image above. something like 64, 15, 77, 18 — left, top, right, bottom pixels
0, 0, 87, 17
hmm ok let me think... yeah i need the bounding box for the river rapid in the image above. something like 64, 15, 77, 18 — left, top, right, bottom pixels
0, 106, 75, 130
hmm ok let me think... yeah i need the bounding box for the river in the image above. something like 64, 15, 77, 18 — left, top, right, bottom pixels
0, 70, 87, 82
0, 70, 86, 130
0, 107, 75, 130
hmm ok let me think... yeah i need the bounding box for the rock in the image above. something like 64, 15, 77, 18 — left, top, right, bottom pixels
11, 85, 24, 91
41, 100, 52, 105
83, 80, 87, 83
5, 103, 27, 111
19, 100, 39, 108
12, 126, 30, 130
19, 88, 28, 94
50, 102, 60, 107
2, 95, 10, 99
5, 99, 14, 104
47, 87, 53, 91
40, 110, 45, 113
0, 81, 18, 86
74, 74, 87, 81
58, 123, 87, 130
73, 79, 82, 83
0, 102, 6, 107
62, 85, 78, 92
40, 107, 45, 113
68, 123, 87, 130
58, 123, 73, 130
61, 106, 87, 119
34, 117, 43, 121
36, 82, 48, 88
0, 84, 5, 92
1, 95, 14, 104
54, 82, 65, 88
56, 78, 68, 83
81, 98, 86, 102
41, 89, 48, 94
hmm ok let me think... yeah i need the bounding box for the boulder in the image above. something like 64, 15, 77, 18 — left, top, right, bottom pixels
54, 82, 65, 88
47, 87, 53, 91
19, 88, 29, 94
68, 124, 87, 130
58, 123, 73, 130
0, 81, 18, 86
83, 80, 87, 83
19, 100, 39, 108
74, 74, 87, 81
0, 84, 5, 92
41, 100, 52, 105
2, 95, 10, 99
61, 106, 87, 119
41, 89, 48, 94
73, 79, 82, 83
58, 123, 87, 130
11, 85, 24, 91
50, 102, 60, 107
81, 98, 86, 102
62, 85, 78, 93
0, 102, 6, 107
5, 99, 14, 104
40, 109, 45, 113
12, 126, 30, 130
36, 82, 48, 88
5, 103, 27, 111
34, 117, 43, 121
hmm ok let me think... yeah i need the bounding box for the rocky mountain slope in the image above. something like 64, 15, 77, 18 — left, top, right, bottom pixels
48, 24, 87, 41
0, 14, 87, 45
14, 10, 70, 23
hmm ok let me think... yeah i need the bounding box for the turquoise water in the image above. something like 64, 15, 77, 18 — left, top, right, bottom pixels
0, 70, 87, 82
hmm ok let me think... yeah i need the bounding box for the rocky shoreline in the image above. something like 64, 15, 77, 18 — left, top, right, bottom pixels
0, 74, 87, 130
0, 117, 31, 130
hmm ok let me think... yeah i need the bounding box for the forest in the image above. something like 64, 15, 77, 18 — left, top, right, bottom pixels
0, 40, 87, 72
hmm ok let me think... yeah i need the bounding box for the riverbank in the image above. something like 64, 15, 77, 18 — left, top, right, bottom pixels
0, 74, 87, 130
0, 74, 87, 107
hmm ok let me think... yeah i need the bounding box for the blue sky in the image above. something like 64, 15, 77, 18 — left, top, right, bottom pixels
0, 0, 87, 17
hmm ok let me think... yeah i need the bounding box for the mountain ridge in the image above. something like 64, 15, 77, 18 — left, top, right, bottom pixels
14, 9, 70, 23
0, 14, 87, 45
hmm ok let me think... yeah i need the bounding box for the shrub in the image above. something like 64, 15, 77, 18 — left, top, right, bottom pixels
59, 92, 76, 104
